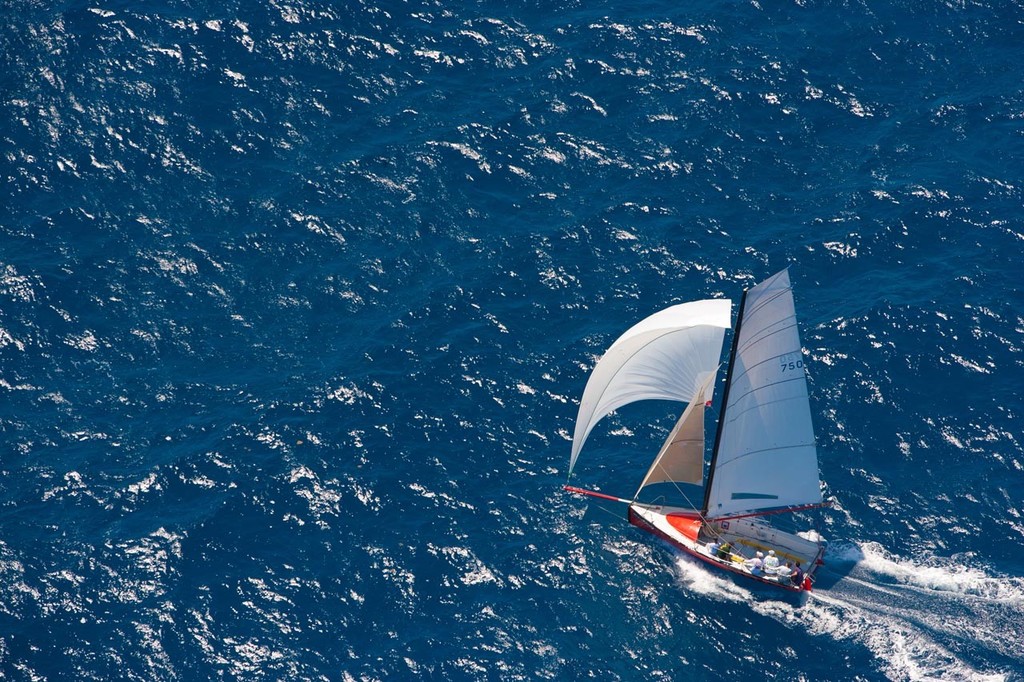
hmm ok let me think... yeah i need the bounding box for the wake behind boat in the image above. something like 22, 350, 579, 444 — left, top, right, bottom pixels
566, 270, 827, 592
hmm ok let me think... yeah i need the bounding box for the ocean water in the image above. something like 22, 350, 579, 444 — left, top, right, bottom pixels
2, 0, 1023, 679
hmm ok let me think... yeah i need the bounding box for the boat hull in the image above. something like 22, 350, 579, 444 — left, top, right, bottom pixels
628, 505, 823, 592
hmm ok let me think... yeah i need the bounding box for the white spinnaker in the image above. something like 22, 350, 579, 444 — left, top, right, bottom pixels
705, 270, 821, 518
569, 299, 731, 476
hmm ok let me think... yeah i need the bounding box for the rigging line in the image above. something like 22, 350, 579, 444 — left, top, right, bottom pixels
638, 458, 704, 513
585, 497, 637, 525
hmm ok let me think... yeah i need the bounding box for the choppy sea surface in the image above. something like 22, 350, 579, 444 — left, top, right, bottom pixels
3, 0, 1024, 679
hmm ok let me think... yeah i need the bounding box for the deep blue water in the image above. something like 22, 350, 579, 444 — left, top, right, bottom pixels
3, 0, 1024, 679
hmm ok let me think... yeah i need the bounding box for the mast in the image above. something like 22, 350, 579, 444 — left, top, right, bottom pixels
702, 288, 747, 516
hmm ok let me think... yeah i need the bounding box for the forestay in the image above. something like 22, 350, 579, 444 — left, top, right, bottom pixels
569, 299, 731, 476
704, 270, 821, 519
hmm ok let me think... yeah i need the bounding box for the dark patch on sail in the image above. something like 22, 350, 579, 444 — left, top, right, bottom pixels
730, 492, 779, 500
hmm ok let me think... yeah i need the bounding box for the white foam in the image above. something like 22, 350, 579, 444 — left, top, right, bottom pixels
671, 555, 750, 601
804, 589, 1009, 682
672, 541, 1018, 680
1, 264, 39, 302
65, 330, 100, 351
852, 541, 1024, 602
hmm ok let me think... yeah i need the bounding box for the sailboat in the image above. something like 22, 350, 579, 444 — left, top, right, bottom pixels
565, 269, 827, 592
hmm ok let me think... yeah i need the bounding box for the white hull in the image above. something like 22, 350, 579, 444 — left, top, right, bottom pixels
628, 505, 825, 592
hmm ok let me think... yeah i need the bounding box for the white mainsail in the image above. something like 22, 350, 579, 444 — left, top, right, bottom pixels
704, 269, 821, 519
568, 299, 731, 477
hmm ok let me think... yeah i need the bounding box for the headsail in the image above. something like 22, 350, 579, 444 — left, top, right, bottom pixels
635, 371, 716, 495
569, 299, 731, 477
704, 270, 821, 519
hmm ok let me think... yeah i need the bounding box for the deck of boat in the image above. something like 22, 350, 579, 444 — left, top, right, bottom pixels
628, 504, 824, 591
